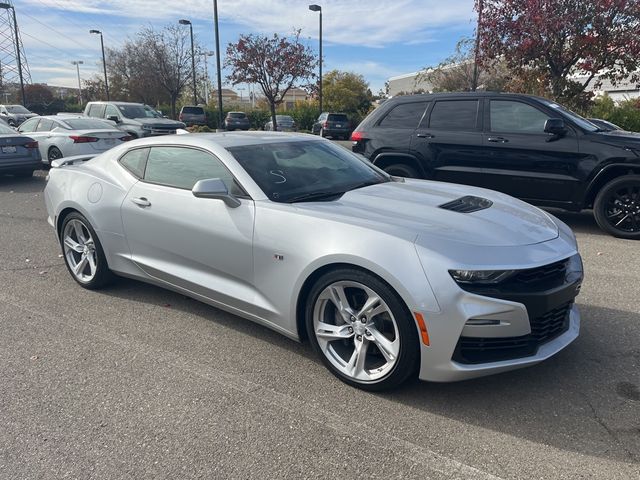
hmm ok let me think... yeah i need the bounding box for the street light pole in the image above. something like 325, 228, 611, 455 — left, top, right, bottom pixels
179, 19, 198, 105
90, 29, 110, 100
199, 50, 214, 104
212, 0, 224, 130
71, 60, 83, 105
0, 3, 25, 105
308, 4, 322, 114
472, 0, 484, 92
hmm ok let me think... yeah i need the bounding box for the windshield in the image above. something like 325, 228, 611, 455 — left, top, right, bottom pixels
144, 105, 162, 117
228, 140, 388, 203
540, 100, 598, 132
6, 105, 30, 114
118, 104, 151, 119
62, 118, 117, 130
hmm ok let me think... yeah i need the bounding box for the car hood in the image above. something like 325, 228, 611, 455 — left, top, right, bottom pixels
134, 117, 184, 127
293, 179, 559, 247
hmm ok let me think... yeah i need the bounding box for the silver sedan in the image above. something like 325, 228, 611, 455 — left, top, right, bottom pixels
44, 132, 583, 390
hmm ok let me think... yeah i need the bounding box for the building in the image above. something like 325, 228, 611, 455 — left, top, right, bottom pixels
387, 70, 433, 97
211, 88, 240, 104
281, 87, 309, 110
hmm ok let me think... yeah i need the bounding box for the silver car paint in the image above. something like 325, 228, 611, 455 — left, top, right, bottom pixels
44, 132, 581, 382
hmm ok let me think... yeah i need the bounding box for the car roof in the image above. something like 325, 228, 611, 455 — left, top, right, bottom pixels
87, 101, 143, 106
127, 131, 317, 149
388, 91, 551, 102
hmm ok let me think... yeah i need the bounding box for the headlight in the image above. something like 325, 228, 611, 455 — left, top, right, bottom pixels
449, 269, 515, 284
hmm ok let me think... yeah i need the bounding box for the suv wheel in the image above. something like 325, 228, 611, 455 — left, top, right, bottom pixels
593, 175, 640, 239
383, 163, 419, 179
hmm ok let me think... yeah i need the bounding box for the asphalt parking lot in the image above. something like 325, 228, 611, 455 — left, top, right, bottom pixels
1, 168, 639, 480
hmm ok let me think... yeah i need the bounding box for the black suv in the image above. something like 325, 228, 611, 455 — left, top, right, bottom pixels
312, 112, 351, 139
352, 92, 640, 239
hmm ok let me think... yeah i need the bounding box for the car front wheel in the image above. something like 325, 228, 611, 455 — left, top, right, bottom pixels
383, 163, 419, 178
594, 175, 640, 239
61, 212, 114, 289
306, 268, 419, 391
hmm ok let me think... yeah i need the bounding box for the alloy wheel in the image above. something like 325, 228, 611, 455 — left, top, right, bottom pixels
312, 281, 400, 383
62, 219, 98, 283
48, 147, 63, 163
604, 184, 640, 233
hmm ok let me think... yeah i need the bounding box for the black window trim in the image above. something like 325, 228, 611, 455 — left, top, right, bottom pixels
132, 144, 252, 199
117, 146, 150, 179
375, 101, 430, 130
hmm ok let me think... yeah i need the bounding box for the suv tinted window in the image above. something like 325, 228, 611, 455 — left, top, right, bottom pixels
144, 147, 242, 194
228, 112, 247, 119
182, 106, 204, 114
490, 100, 550, 133
87, 104, 106, 118
429, 100, 479, 130
378, 102, 428, 129
327, 114, 348, 122
119, 148, 149, 178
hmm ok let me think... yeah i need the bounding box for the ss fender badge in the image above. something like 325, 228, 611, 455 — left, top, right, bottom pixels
274, 254, 284, 261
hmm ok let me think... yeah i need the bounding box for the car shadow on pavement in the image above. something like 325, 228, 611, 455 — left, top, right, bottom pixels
545, 209, 606, 237
0, 171, 47, 194
388, 302, 640, 464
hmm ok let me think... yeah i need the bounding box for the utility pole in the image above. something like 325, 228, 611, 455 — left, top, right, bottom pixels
213, 0, 224, 130
200, 50, 214, 104
472, 0, 484, 92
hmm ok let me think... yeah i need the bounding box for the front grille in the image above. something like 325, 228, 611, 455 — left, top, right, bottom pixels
148, 128, 176, 135
453, 302, 572, 364
511, 259, 569, 285
439, 195, 493, 213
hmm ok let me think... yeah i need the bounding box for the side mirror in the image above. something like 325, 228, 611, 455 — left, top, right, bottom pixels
107, 115, 120, 123
192, 178, 241, 208
544, 118, 567, 136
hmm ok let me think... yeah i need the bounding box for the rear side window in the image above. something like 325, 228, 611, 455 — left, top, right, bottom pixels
182, 106, 204, 114
327, 114, 348, 122
36, 119, 54, 132
143, 146, 241, 194
119, 148, 149, 178
429, 100, 479, 130
378, 102, 428, 129
87, 104, 106, 118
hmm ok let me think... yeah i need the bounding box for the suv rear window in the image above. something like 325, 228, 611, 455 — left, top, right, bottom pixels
327, 114, 348, 122
378, 102, 428, 129
182, 106, 204, 114
228, 112, 247, 119
429, 100, 479, 130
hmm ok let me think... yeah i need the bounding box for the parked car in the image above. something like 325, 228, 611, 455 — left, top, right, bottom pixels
44, 132, 582, 390
18, 115, 131, 166
0, 121, 41, 177
312, 113, 351, 139
84, 101, 185, 138
0, 104, 38, 126
179, 105, 207, 126
264, 115, 297, 131
352, 92, 640, 239
588, 118, 623, 132
224, 111, 250, 131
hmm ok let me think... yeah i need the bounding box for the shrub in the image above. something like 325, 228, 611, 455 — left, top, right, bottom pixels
590, 95, 640, 132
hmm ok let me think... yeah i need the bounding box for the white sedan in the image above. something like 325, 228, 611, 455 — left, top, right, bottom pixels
18, 115, 130, 166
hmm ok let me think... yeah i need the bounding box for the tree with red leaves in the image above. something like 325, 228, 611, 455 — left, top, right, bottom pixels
477, 0, 640, 105
225, 31, 317, 130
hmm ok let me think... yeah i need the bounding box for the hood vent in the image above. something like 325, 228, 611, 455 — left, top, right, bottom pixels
439, 195, 493, 213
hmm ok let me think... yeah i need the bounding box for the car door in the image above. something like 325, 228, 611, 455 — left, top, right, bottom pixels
481, 98, 583, 203
411, 98, 485, 184
120, 145, 256, 312
25, 118, 55, 159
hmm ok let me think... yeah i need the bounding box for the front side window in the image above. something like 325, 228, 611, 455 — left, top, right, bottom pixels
105, 105, 121, 119
18, 118, 39, 132
429, 100, 479, 130
490, 100, 550, 133
143, 147, 242, 194
228, 140, 388, 203
378, 102, 428, 129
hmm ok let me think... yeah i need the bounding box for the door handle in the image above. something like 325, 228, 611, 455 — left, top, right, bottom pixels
416, 133, 434, 139
487, 136, 509, 143
131, 197, 151, 207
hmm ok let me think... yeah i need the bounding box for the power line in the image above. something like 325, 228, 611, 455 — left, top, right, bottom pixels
18, 9, 95, 51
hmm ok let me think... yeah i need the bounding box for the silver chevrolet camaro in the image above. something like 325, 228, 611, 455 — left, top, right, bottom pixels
44, 132, 583, 390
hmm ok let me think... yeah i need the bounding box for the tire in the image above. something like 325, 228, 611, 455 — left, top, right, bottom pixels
305, 268, 420, 391
593, 175, 640, 239
383, 163, 420, 178
60, 212, 114, 289
47, 146, 63, 165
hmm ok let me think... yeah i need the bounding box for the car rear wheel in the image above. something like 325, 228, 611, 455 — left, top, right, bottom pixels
47, 146, 63, 165
383, 163, 419, 178
594, 175, 640, 239
306, 268, 419, 391
61, 212, 114, 289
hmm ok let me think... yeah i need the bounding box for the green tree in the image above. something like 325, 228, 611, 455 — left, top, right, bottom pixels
322, 70, 373, 123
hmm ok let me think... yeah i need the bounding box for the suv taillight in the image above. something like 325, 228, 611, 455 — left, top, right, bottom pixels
350, 131, 364, 142
323, 121, 328, 128
179, 113, 184, 120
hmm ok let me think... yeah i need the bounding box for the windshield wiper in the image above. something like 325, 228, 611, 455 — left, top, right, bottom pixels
348, 179, 389, 191
286, 191, 346, 203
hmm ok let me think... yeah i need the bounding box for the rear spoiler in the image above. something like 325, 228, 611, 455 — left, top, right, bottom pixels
50, 154, 97, 168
